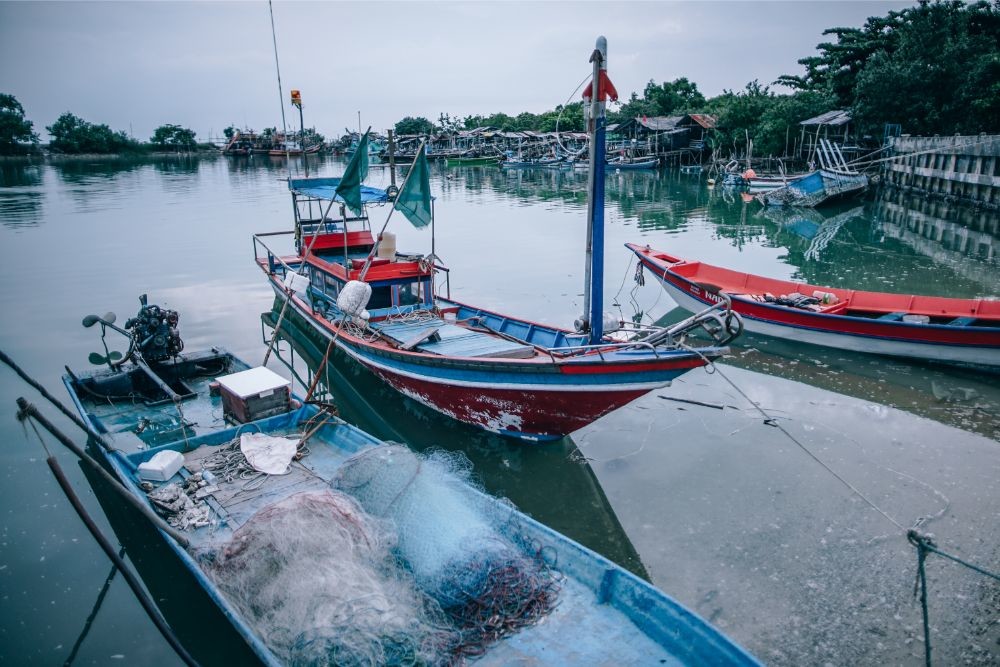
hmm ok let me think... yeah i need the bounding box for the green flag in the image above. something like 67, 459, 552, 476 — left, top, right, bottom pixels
393, 143, 432, 228
335, 130, 370, 216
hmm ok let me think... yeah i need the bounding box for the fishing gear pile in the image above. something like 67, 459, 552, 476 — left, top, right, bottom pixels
333, 445, 561, 657
205, 490, 454, 666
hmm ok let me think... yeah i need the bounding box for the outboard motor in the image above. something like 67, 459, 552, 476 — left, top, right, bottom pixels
124, 294, 184, 362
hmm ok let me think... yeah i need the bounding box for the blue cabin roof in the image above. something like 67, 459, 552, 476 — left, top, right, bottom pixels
288, 177, 389, 204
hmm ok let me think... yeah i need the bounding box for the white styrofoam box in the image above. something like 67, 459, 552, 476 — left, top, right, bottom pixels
138, 450, 185, 482
215, 367, 290, 399
283, 271, 310, 295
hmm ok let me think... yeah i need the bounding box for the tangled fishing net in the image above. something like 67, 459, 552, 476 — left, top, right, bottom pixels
333, 445, 561, 658
205, 490, 454, 666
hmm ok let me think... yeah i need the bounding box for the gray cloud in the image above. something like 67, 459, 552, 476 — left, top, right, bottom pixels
0, 1, 910, 142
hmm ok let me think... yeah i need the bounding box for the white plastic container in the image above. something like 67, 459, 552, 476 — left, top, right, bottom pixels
377, 231, 397, 260
283, 271, 310, 295
138, 450, 185, 482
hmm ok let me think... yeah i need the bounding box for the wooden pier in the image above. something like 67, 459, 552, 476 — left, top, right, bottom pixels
883, 134, 1000, 209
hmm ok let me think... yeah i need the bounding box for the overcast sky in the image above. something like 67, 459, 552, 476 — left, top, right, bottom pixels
1, 1, 911, 142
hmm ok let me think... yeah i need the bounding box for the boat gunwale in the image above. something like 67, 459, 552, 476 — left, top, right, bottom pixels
627, 243, 1000, 335
257, 257, 722, 372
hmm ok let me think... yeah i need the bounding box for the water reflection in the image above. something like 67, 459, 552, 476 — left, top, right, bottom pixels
874, 189, 999, 292
263, 303, 650, 579
656, 307, 1000, 441
0, 161, 44, 228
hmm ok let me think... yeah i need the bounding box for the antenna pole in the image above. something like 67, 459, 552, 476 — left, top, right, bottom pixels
583, 36, 608, 344
268, 1, 291, 167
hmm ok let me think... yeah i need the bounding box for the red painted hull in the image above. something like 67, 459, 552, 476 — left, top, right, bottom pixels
628, 243, 1000, 367
367, 365, 648, 440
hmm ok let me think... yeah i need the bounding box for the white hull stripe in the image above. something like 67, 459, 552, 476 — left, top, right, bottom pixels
655, 278, 1000, 367
275, 284, 675, 393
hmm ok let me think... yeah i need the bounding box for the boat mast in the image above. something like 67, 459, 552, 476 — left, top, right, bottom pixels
583, 36, 609, 344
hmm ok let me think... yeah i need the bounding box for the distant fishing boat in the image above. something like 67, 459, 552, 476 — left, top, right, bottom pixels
607, 156, 658, 170
757, 139, 867, 207
268, 139, 323, 157
252, 40, 741, 440
446, 152, 500, 166
500, 156, 565, 169
627, 244, 1000, 368
63, 295, 761, 667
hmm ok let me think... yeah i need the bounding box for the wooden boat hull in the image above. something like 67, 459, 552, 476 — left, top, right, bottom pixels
447, 156, 499, 166
608, 159, 658, 170
63, 350, 760, 666
628, 244, 1000, 368
267, 276, 720, 440
745, 173, 810, 192
759, 169, 868, 207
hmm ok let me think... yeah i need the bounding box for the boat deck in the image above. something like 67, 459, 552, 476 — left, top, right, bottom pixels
372, 317, 535, 359
120, 409, 708, 665
655, 253, 1000, 323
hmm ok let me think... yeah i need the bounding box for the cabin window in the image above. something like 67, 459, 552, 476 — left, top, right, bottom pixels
396, 282, 422, 307
310, 267, 324, 289
368, 286, 392, 310
324, 276, 341, 299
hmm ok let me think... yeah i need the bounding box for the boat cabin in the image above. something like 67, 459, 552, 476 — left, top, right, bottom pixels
288, 177, 436, 320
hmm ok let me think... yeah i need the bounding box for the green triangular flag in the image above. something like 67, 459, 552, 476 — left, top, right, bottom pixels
335, 130, 370, 216
393, 143, 432, 228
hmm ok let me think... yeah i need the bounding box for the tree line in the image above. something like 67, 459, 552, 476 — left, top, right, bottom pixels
0, 95, 205, 156
395, 1, 999, 157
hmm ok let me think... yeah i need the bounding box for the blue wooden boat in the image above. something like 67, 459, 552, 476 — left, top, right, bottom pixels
757, 139, 867, 207
607, 157, 658, 170
62, 304, 760, 666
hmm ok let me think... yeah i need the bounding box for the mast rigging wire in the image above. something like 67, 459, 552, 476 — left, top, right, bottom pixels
268, 0, 291, 165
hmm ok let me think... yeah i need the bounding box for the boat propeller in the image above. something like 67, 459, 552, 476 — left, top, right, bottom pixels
81, 312, 117, 328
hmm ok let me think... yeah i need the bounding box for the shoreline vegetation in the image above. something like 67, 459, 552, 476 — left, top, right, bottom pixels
2, 2, 997, 160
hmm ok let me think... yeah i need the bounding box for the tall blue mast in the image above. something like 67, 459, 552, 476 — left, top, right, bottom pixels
583, 37, 609, 345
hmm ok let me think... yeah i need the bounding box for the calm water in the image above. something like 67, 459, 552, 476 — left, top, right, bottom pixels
0, 155, 998, 665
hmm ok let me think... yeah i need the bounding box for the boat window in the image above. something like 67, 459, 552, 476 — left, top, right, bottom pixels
397, 282, 422, 307
324, 275, 341, 299
368, 285, 392, 310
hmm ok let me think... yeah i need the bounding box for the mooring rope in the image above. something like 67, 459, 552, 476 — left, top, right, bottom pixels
674, 348, 999, 665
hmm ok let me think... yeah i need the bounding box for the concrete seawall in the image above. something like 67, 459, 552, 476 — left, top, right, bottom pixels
884, 134, 1000, 209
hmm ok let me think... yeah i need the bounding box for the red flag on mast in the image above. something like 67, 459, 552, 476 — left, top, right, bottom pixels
582, 70, 619, 103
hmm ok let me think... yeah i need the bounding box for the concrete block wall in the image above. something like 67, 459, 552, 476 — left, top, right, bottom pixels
884, 135, 1000, 208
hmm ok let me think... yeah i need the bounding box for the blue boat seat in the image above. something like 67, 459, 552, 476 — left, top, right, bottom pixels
948, 316, 977, 326
373, 319, 535, 359
878, 312, 907, 321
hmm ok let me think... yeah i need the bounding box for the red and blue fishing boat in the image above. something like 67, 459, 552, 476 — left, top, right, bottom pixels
253, 40, 741, 441
627, 243, 1000, 369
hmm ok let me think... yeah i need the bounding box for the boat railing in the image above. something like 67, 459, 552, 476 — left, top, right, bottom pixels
252, 231, 300, 278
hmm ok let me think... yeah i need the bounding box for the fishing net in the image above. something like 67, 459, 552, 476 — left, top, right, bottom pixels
205, 490, 454, 666
333, 445, 561, 658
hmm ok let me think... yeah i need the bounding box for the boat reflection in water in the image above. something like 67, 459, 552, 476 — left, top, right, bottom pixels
652, 307, 1000, 441
262, 302, 650, 580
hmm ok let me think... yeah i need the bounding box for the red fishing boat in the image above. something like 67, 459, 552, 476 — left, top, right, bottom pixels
252, 42, 742, 441
627, 244, 1000, 368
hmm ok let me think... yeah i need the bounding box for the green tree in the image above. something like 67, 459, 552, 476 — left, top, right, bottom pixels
223, 125, 237, 140
779, 0, 1000, 135
613, 78, 706, 121
46, 112, 140, 154
0, 93, 38, 155
394, 116, 436, 135
150, 124, 197, 149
